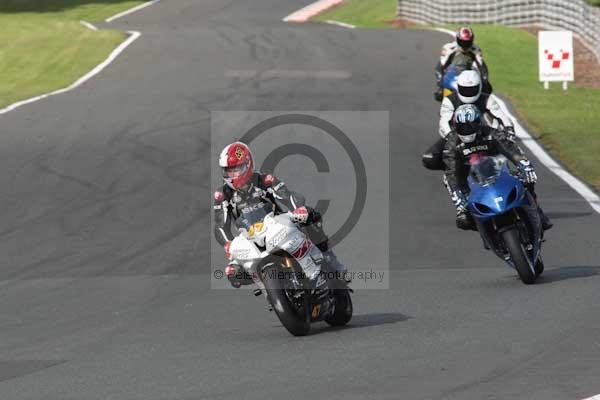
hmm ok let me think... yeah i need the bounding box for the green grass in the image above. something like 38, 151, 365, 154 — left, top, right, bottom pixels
315, 0, 397, 28
464, 25, 600, 190
313, 0, 600, 191
0, 1, 145, 108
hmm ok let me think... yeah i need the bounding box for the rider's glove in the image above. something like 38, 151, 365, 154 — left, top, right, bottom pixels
518, 160, 538, 184
289, 206, 309, 224
451, 190, 468, 213
505, 126, 516, 141
224, 241, 232, 260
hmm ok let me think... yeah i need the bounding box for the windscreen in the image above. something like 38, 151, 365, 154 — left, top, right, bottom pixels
451, 51, 477, 71
443, 65, 461, 89
444, 64, 471, 90
234, 202, 274, 231
469, 156, 504, 186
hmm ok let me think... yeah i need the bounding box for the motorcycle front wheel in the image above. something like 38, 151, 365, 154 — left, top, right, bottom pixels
534, 256, 544, 277
262, 264, 311, 336
501, 228, 537, 285
325, 289, 353, 327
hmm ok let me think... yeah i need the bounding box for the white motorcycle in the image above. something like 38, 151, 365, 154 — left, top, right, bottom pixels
228, 202, 352, 336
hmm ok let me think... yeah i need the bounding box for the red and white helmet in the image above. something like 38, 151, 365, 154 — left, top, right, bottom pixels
456, 27, 474, 50
219, 142, 254, 189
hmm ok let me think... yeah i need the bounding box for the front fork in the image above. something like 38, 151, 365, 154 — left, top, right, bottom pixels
480, 209, 536, 262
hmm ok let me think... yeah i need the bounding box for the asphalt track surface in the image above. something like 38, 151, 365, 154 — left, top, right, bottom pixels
1, 1, 599, 399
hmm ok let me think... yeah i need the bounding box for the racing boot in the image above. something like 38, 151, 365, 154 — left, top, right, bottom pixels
538, 207, 553, 231
422, 137, 446, 171
525, 184, 553, 231
456, 210, 477, 231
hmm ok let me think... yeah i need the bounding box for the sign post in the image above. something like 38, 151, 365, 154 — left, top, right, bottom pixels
538, 31, 574, 90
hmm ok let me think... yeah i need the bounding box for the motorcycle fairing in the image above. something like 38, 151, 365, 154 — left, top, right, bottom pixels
467, 159, 543, 269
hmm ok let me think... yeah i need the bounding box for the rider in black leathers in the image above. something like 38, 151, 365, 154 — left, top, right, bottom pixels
443, 105, 553, 231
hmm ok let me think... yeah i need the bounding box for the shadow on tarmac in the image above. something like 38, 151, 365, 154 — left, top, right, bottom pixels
546, 211, 594, 220
308, 312, 411, 335
538, 266, 600, 284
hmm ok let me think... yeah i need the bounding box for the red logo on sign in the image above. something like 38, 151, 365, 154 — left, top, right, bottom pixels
544, 49, 570, 69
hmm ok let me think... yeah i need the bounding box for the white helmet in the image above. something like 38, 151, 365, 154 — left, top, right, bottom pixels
456, 70, 482, 103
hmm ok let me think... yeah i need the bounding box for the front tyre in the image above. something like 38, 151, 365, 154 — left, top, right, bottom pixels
535, 256, 544, 277
501, 228, 536, 285
262, 265, 311, 336
325, 290, 353, 327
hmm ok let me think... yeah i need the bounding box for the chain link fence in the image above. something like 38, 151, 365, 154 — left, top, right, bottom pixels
397, 0, 600, 62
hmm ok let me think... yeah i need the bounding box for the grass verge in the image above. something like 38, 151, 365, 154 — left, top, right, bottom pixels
315, 0, 397, 28
313, 0, 600, 191
0, 0, 145, 109
468, 25, 600, 190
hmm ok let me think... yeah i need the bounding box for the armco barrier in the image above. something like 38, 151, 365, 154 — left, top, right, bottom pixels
397, 0, 600, 62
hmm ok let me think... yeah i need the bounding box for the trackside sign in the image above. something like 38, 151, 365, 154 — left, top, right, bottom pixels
538, 31, 574, 83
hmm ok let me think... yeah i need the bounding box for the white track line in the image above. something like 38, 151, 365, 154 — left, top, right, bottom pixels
105, 0, 160, 23
432, 27, 455, 36
431, 27, 600, 214
283, 0, 344, 23
582, 395, 600, 400
79, 20, 98, 31
0, 0, 160, 115
0, 31, 141, 115
493, 96, 600, 213
326, 20, 356, 29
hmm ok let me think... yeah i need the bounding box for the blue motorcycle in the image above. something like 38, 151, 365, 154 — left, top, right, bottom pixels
441, 64, 462, 98
440, 63, 483, 99
467, 156, 544, 284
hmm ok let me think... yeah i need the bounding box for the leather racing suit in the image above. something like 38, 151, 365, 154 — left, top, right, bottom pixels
442, 126, 552, 230
435, 42, 492, 98
423, 91, 515, 171
213, 172, 346, 285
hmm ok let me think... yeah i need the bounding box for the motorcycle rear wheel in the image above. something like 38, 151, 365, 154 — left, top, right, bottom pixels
263, 265, 311, 336
501, 228, 537, 285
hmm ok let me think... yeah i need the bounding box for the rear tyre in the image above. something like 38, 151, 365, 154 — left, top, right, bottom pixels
501, 228, 536, 285
262, 265, 311, 336
325, 289, 353, 327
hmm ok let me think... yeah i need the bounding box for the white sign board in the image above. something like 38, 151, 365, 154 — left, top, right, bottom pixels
538, 31, 574, 82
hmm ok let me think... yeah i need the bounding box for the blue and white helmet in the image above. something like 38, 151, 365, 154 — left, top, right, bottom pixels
453, 104, 482, 143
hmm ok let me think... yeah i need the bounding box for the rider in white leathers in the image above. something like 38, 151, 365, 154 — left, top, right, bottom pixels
423, 71, 515, 171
